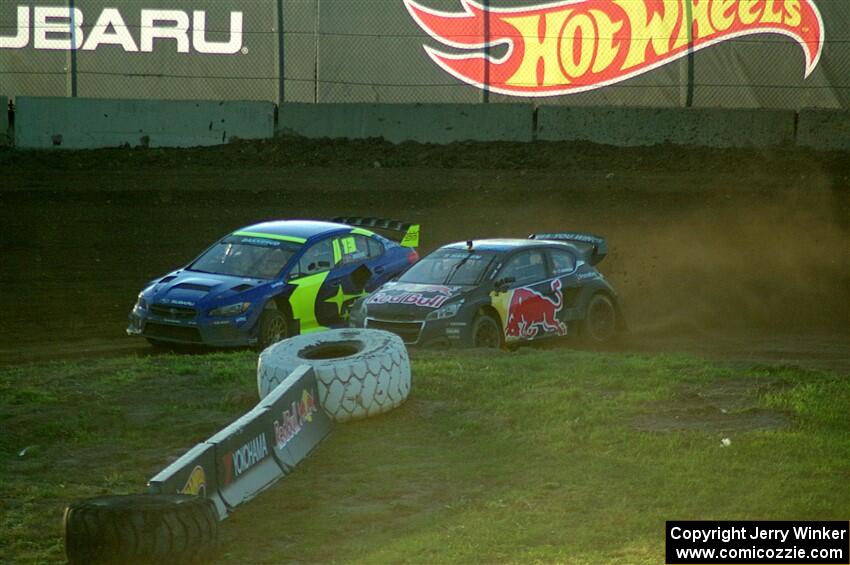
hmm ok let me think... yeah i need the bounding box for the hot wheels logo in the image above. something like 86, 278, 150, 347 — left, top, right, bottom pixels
404, 0, 823, 96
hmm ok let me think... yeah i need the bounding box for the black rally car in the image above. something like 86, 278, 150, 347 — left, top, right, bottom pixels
349, 233, 625, 348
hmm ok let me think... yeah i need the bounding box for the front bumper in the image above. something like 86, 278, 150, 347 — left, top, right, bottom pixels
127, 312, 257, 347
361, 316, 468, 347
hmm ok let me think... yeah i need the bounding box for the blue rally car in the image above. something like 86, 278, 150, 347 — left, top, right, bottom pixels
127, 218, 420, 349
349, 233, 624, 349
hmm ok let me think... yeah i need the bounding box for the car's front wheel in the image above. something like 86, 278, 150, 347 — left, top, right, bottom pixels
470, 312, 504, 349
257, 308, 289, 350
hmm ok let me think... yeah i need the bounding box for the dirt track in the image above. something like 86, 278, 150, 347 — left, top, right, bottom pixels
1, 138, 848, 371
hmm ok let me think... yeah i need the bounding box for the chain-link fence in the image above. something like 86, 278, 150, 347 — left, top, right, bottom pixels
1, 0, 848, 109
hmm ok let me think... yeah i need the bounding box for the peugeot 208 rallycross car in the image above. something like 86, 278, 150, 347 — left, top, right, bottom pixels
127, 218, 419, 349
349, 233, 623, 349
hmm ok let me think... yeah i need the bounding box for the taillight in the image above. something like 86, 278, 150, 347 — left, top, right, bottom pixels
407, 250, 419, 263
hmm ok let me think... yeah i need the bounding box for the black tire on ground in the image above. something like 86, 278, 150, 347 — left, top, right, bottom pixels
257, 308, 289, 350
582, 293, 617, 344
145, 338, 170, 349
257, 328, 411, 422
63, 494, 218, 565
469, 312, 504, 349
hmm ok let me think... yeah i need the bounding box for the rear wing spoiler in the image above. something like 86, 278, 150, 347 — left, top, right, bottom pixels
529, 232, 608, 265
333, 217, 420, 248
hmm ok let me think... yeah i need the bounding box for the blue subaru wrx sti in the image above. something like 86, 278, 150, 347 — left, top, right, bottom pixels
127, 218, 419, 349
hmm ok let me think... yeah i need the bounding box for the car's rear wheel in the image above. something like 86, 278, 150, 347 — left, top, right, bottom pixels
583, 293, 617, 344
470, 313, 503, 349
258, 308, 289, 350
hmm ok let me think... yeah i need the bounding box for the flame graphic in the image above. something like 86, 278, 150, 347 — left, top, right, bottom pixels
404, 0, 823, 97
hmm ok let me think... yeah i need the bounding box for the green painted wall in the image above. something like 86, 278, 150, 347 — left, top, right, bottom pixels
536, 107, 796, 148
14, 97, 274, 149
278, 103, 533, 143
796, 110, 850, 151
0, 96, 8, 146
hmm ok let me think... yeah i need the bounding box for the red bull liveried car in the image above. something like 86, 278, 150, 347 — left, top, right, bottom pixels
349, 234, 625, 348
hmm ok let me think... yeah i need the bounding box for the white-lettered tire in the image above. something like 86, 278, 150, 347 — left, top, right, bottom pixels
257, 329, 411, 422
63, 494, 218, 565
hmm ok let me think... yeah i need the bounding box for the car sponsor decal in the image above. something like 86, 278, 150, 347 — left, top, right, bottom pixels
325, 284, 367, 318
367, 284, 458, 309
404, 0, 824, 97
232, 231, 306, 244
491, 278, 568, 340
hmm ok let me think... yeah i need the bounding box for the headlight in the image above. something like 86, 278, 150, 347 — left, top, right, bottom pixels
426, 300, 463, 321
208, 302, 251, 317
134, 293, 148, 311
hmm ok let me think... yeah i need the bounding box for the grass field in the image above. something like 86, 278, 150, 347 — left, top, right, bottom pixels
1, 348, 848, 564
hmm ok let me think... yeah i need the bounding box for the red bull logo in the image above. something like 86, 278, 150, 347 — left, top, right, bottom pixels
505, 279, 567, 338
274, 389, 318, 449
404, 0, 824, 96
367, 284, 457, 309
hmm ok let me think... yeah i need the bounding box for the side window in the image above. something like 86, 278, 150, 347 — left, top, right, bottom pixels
336, 234, 379, 265
366, 236, 385, 259
499, 250, 547, 286
297, 239, 335, 276
549, 249, 576, 276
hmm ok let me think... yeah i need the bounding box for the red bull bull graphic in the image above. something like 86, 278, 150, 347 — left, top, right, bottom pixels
274, 389, 318, 449
504, 279, 568, 339
404, 0, 824, 97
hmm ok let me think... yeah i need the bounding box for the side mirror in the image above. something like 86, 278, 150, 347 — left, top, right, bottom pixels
494, 276, 516, 293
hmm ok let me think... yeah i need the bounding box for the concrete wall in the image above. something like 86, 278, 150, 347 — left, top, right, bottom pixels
278, 103, 534, 144
0, 96, 8, 146
8, 99, 850, 151
14, 97, 275, 149
536, 106, 797, 148
796, 110, 850, 151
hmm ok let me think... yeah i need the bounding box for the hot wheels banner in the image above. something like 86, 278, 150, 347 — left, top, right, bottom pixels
404, 0, 824, 97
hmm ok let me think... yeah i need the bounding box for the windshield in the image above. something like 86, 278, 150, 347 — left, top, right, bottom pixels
399, 249, 496, 285
189, 235, 300, 279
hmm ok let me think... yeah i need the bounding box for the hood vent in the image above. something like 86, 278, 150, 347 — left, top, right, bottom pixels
174, 283, 213, 292
159, 276, 177, 284
231, 284, 254, 292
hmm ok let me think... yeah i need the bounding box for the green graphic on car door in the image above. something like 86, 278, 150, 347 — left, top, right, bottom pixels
287, 272, 330, 334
